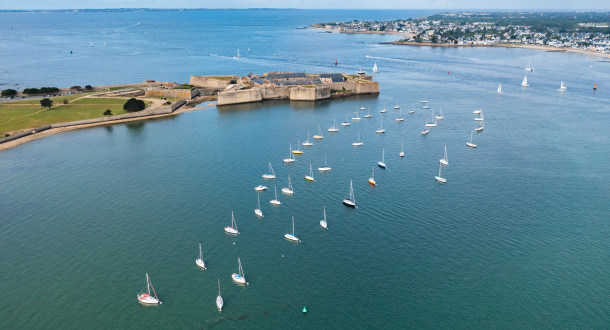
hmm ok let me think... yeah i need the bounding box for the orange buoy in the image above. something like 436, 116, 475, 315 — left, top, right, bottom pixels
593, 83, 597, 90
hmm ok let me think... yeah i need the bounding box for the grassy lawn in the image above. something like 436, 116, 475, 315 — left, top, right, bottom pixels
0, 97, 151, 134
7, 92, 99, 105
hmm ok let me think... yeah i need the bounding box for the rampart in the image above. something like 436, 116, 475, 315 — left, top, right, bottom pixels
145, 88, 198, 100
189, 75, 236, 89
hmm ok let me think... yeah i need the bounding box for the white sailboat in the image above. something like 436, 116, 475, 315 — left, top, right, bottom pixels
341, 114, 351, 126
364, 107, 372, 118
342, 180, 356, 207
284, 216, 300, 242
439, 145, 448, 166
380, 102, 387, 113
368, 167, 376, 186
524, 58, 534, 72
255, 194, 264, 217
292, 139, 303, 155
377, 148, 386, 169
305, 163, 315, 181
89, 41, 94, 47
235, 48, 242, 59
328, 118, 339, 132
216, 279, 223, 312
270, 186, 282, 205
395, 109, 404, 121
521, 75, 530, 87
254, 185, 268, 191
262, 162, 276, 179
426, 110, 437, 127
376, 118, 386, 133
558, 81, 567, 92
474, 111, 484, 121
283, 145, 296, 163
231, 257, 248, 285
318, 154, 331, 172
434, 163, 447, 183
422, 100, 430, 109
394, 101, 400, 109
434, 107, 444, 120
224, 212, 239, 235
373, 62, 378, 73
352, 109, 361, 121
282, 175, 295, 195
473, 109, 482, 115
196, 243, 206, 270
409, 104, 415, 114
360, 106, 366, 111
399, 141, 405, 157
421, 121, 430, 135
352, 131, 364, 146
466, 131, 477, 148
137, 273, 161, 306
475, 120, 484, 132
320, 206, 328, 230
302, 131, 313, 146
313, 125, 324, 139
497, 83, 503, 94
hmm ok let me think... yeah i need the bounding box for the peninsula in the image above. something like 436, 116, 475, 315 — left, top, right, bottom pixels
314, 12, 610, 57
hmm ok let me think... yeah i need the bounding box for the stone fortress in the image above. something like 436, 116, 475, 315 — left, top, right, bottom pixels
189, 71, 380, 106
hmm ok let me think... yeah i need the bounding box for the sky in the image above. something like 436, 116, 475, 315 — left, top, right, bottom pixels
0, 0, 608, 10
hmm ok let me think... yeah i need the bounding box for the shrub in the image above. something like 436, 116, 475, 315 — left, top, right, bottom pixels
40, 98, 53, 108
85, 85, 93, 91
40, 87, 59, 94
1, 89, 17, 97
70, 85, 82, 90
63, 99, 69, 104
23, 88, 41, 95
123, 98, 146, 112
103, 109, 113, 116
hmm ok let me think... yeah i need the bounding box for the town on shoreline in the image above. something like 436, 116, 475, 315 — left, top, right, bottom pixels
313, 11, 610, 58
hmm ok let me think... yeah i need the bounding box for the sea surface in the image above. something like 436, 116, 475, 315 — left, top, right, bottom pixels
1, 9, 610, 329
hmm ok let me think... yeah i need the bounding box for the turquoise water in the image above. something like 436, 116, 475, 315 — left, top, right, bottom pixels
1, 9, 610, 329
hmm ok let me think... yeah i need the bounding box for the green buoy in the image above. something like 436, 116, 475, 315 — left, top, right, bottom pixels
302, 306, 307, 313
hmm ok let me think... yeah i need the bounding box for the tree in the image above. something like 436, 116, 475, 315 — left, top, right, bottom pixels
1, 89, 17, 97
85, 85, 93, 91
123, 98, 146, 112
103, 109, 113, 116
40, 98, 53, 108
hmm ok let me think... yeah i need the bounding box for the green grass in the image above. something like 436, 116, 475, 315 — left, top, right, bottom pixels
0, 97, 150, 134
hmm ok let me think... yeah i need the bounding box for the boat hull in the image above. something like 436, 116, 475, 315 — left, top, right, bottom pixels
364, 114, 372, 118
421, 129, 429, 135
313, 135, 324, 139
466, 142, 477, 148
318, 167, 331, 172
284, 233, 300, 242
270, 200, 281, 205
262, 174, 275, 179
328, 128, 339, 132
254, 185, 268, 191
368, 178, 376, 186
302, 142, 313, 146
399, 152, 405, 157
232, 273, 246, 285
375, 129, 386, 134
395, 118, 404, 122
340, 122, 350, 126
304, 176, 314, 181
196, 258, 206, 270
320, 220, 327, 230
435, 176, 447, 184
377, 162, 386, 169
224, 227, 239, 235
439, 159, 448, 166
292, 150, 303, 155
138, 294, 159, 306
342, 199, 356, 208
255, 209, 263, 217
475, 127, 484, 132
283, 158, 296, 163
352, 142, 364, 146
281, 188, 294, 195
216, 296, 223, 312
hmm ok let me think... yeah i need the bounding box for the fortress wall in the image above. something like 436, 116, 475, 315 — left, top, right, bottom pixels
145, 88, 197, 100
289, 86, 331, 101
217, 89, 263, 106
260, 86, 290, 99
189, 75, 234, 89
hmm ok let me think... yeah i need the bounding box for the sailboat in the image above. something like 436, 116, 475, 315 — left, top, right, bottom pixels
196, 243, 206, 270
341, 114, 351, 126
282, 175, 294, 194
352, 131, 364, 146
216, 279, 223, 312
364, 107, 372, 118
434, 163, 447, 183
284, 216, 300, 242
89, 41, 94, 47
235, 48, 242, 59
328, 118, 339, 132
395, 109, 404, 122
137, 273, 161, 306
473, 109, 482, 115
305, 163, 315, 181
373, 62, 378, 73
224, 212, 239, 235
524, 58, 534, 72
425, 112, 437, 127
320, 206, 328, 230
270, 186, 282, 205
342, 180, 356, 207
434, 107, 444, 120
521, 75, 530, 87
302, 131, 314, 146
474, 111, 484, 121
497, 83, 503, 94
352, 109, 361, 121
421, 121, 430, 135
292, 139, 303, 155
422, 100, 430, 109
376, 118, 386, 133
318, 154, 331, 172
475, 120, 484, 132
231, 257, 248, 285
360, 106, 366, 111
439, 145, 448, 166
313, 125, 324, 139
255, 194, 264, 217
409, 104, 415, 114
262, 162, 276, 179
283, 145, 296, 163
394, 101, 400, 110
558, 81, 567, 92
399, 141, 405, 157
377, 148, 386, 169
368, 167, 376, 186
380, 102, 387, 113
466, 131, 477, 148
